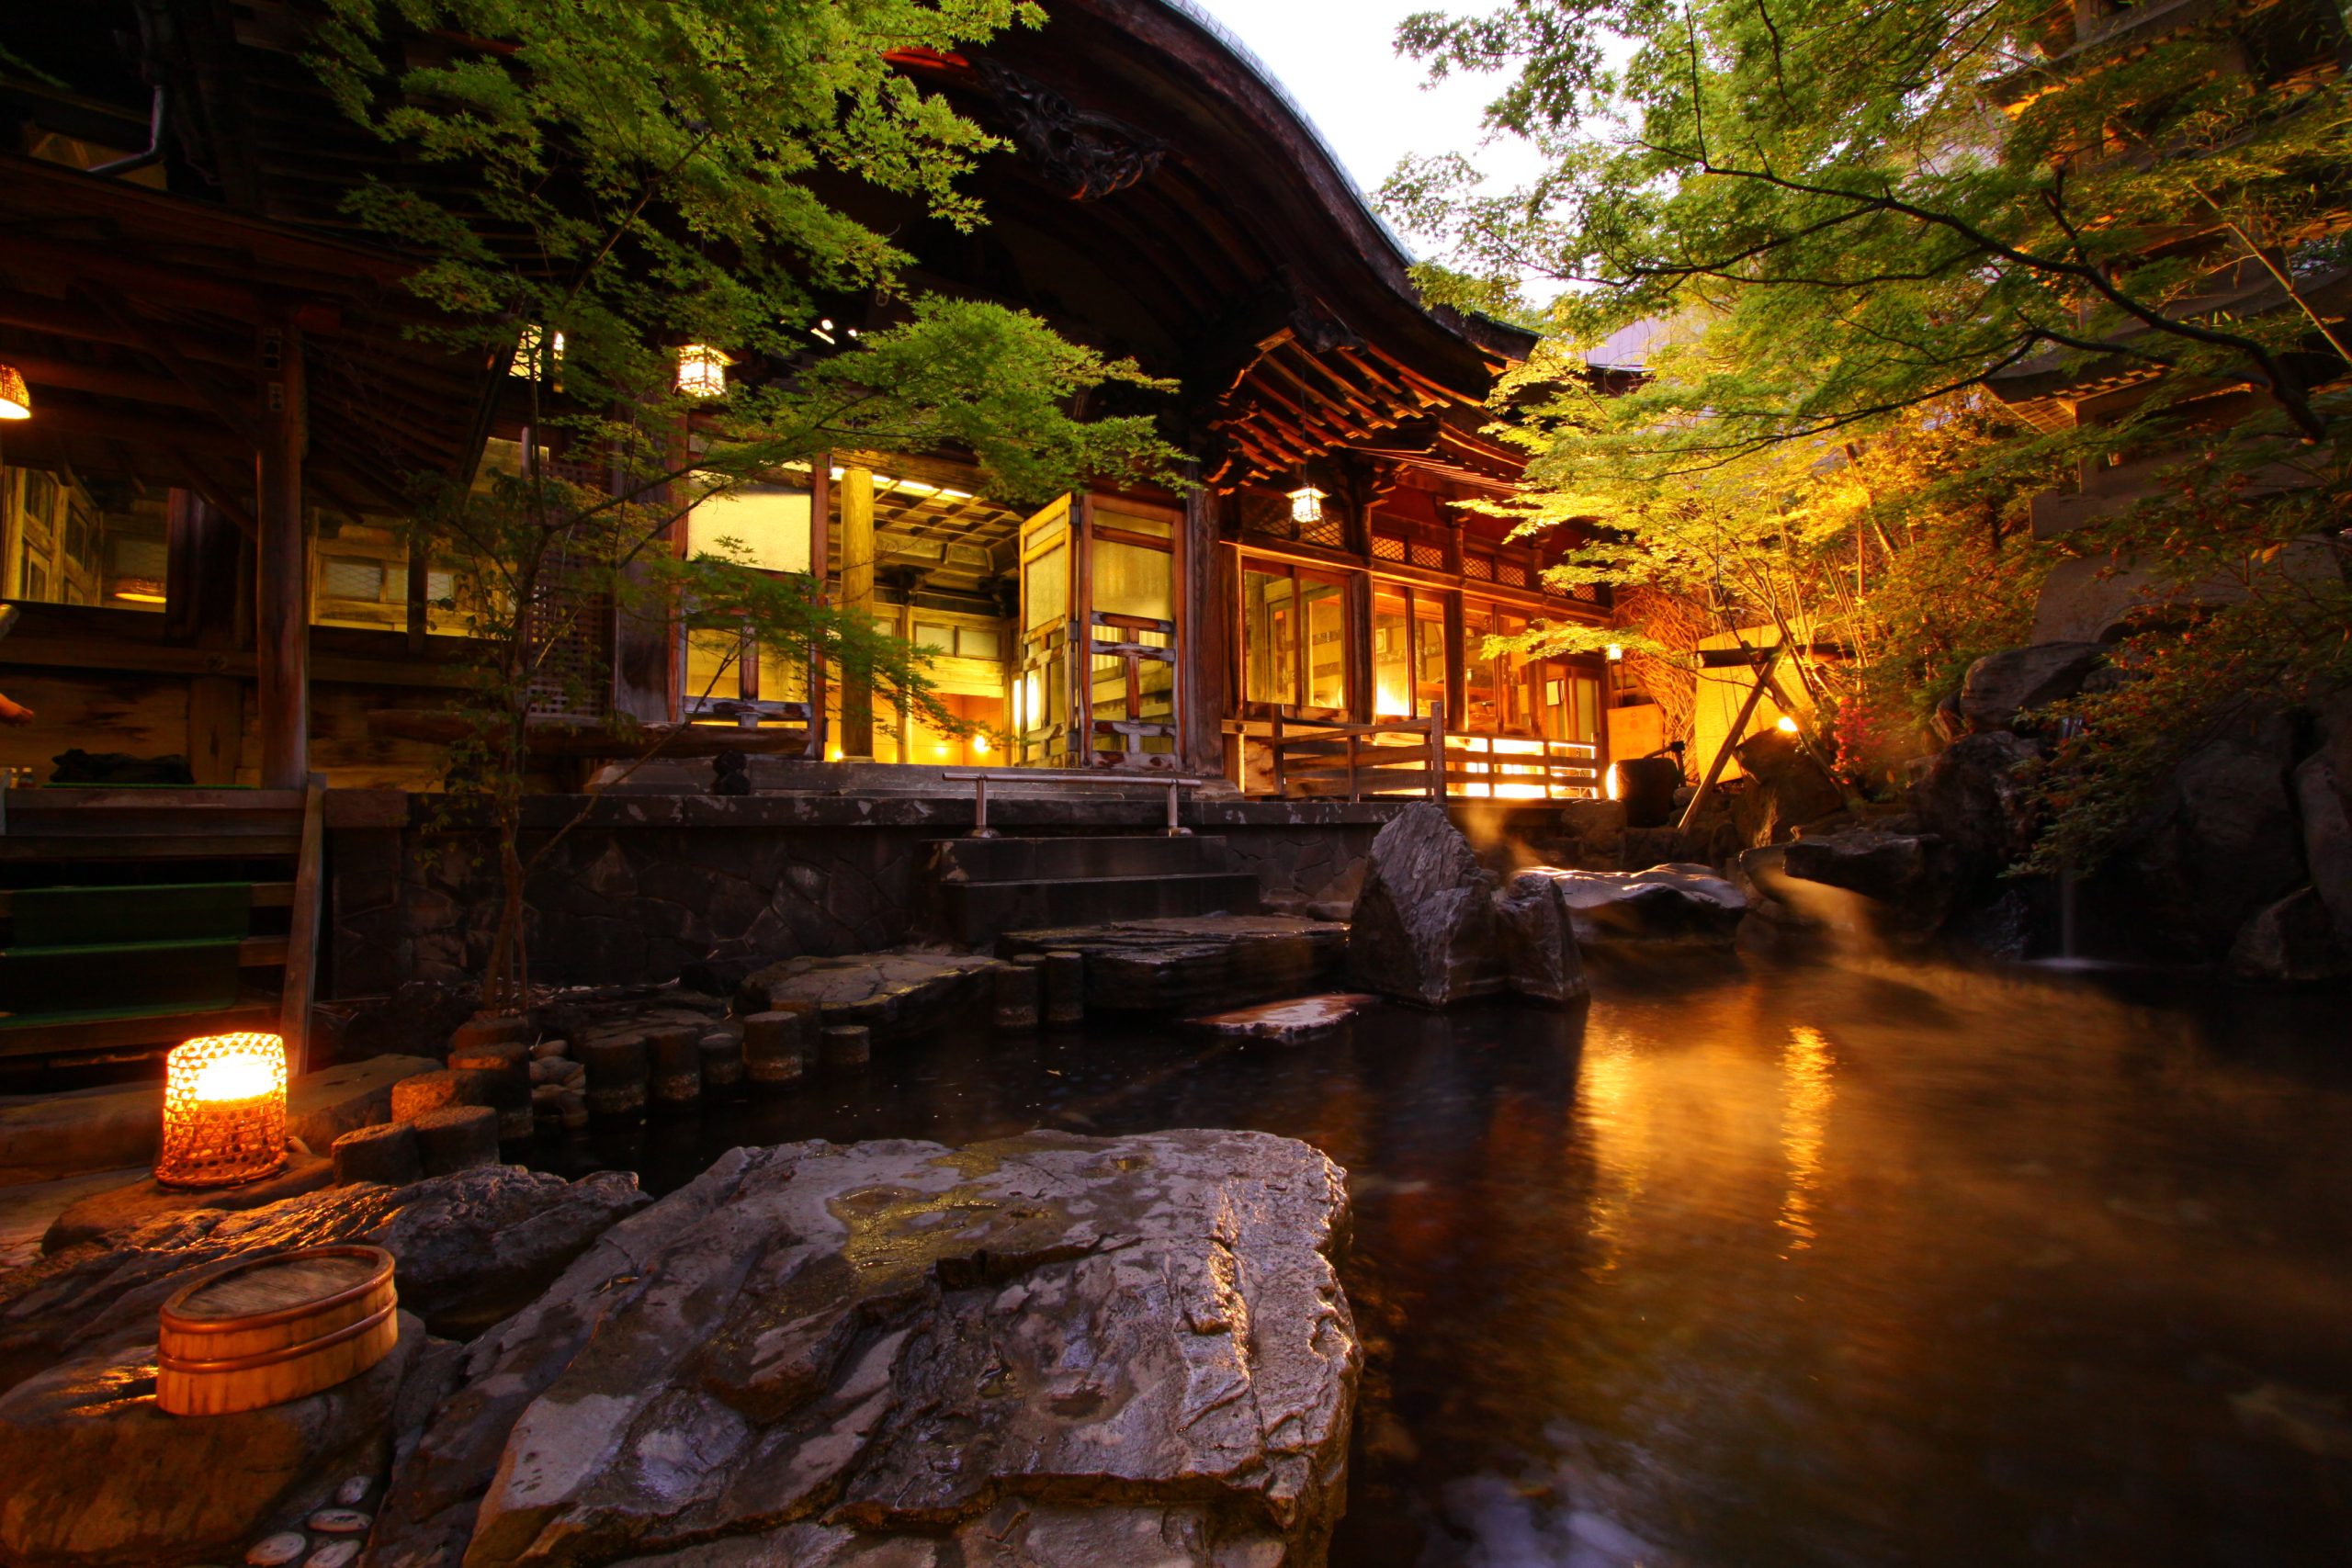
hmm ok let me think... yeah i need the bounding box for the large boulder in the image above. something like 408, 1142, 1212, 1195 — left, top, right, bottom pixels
1532, 864, 1748, 946
1958, 643, 2106, 733
2097, 711, 2306, 960
366, 1131, 1357, 1568
1776, 827, 1961, 935
2228, 888, 2352, 984
1910, 731, 2041, 880
1493, 872, 1590, 1005
0, 1309, 424, 1568
0, 1168, 646, 1394
1731, 728, 1848, 847
2296, 753, 2352, 948
1346, 803, 1505, 1006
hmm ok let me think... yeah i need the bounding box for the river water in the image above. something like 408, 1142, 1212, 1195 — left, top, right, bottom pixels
557, 958, 2352, 1567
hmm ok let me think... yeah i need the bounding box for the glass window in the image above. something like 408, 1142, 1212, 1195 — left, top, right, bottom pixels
1093, 537, 1172, 624
2, 468, 167, 613
1303, 576, 1347, 710
312, 518, 407, 631
1024, 542, 1068, 631
756, 639, 808, 704
1414, 595, 1447, 718
956, 626, 999, 661
1094, 508, 1171, 540
914, 622, 955, 653
685, 480, 811, 574
1497, 611, 1533, 735
684, 628, 743, 705
1373, 590, 1413, 717
1242, 567, 1298, 708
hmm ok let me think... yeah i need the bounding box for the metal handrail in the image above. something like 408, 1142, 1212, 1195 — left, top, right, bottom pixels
939, 769, 1215, 840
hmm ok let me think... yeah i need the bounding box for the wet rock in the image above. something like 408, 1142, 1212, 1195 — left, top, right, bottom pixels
1001, 917, 1347, 1013
2229, 888, 2352, 984
249, 1532, 308, 1565
308, 1543, 361, 1568
1345, 803, 1506, 1007
2295, 754, 2352, 946
0, 1170, 647, 1395
735, 951, 1004, 1038
1774, 827, 1960, 935
1731, 728, 1848, 848
1959, 643, 2106, 733
0, 1310, 422, 1568
1531, 864, 1748, 946
370, 1166, 650, 1338
334, 1122, 424, 1189
1910, 731, 2041, 879
1493, 872, 1589, 1006
41, 1156, 335, 1255
1187, 993, 1379, 1042
368, 1132, 1355, 1568
2098, 711, 2305, 960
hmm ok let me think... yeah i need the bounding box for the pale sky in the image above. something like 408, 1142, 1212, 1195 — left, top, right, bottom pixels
1179, 0, 1546, 227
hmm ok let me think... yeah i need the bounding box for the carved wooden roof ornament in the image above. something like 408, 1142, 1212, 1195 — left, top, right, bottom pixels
974, 62, 1167, 202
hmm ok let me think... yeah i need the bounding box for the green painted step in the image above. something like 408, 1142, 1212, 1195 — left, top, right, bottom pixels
0, 938, 243, 1022
5, 883, 253, 946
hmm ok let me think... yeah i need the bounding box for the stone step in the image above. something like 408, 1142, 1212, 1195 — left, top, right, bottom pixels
927, 834, 1238, 885
937, 872, 1263, 949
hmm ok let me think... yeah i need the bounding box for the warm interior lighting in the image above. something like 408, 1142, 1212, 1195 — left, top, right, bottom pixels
1776, 715, 1801, 734
826, 744, 844, 762
1605, 644, 1625, 663
1605, 762, 1624, 802
1288, 486, 1327, 525
156, 1032, 289, 1190
113, 580, 168, 604
0, 363, 30, 421
676, 344, 731, 399
973, 736, 992, 755
510, 325, 564, 380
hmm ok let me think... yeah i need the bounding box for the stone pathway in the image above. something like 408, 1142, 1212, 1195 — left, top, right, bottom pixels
1001, 915, 1348, 1012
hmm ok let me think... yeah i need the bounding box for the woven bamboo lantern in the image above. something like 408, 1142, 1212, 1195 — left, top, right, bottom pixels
155, 1032, 289, 1189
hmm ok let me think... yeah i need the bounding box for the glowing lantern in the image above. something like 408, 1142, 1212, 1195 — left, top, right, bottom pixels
1605, 644, 1625, 663
1288, 486, 1327, 525
676, 344, 731, 399
0, 364, 29, 421
1776, 715, 1800, 735
156, 1032, 289, 1189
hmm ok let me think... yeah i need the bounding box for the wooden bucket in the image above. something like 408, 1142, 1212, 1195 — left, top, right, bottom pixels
156, 1245, 399, 1417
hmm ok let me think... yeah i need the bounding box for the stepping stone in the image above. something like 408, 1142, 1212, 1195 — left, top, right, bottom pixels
1001, 915, 1348, 1013
306, 1542, 360, 1567
1187, 993, 1379, 1043
246, 1533, 307, 1566
307, 1508, 370, 1534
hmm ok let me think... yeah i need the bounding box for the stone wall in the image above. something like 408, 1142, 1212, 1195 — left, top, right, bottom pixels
327, 794, 1581, 997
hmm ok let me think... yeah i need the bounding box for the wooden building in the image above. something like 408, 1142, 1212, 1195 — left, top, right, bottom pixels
0, 0, 1613, 805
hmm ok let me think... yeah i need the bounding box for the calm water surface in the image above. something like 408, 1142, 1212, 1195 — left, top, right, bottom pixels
547, 958, 2352, 1567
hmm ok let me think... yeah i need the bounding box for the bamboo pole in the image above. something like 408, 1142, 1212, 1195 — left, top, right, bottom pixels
1677, 644, 1782, 833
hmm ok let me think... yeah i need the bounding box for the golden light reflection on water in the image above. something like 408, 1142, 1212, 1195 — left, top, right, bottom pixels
1778, 1025, 1836, 1253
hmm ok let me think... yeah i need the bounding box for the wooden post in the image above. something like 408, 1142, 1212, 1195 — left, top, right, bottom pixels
254, 320, 309, 790
1346, 731, 1361, 803
280, 773, 326, 1077
839, 466, 876, 759
805, 457, 830, 760
1430, 700, 1448, 801
1678, 645, 1783, 832
1272, 711, 1287, 798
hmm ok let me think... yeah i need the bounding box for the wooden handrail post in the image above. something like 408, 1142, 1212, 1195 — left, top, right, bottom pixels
969, 775, 996, 839
1346, 732, 1361, 803
1430, 702, 1448, 802
1272, 712, 1287, 799
1167, 780, 1189, 837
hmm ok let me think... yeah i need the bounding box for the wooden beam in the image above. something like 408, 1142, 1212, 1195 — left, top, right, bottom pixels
255, 319, 311, 790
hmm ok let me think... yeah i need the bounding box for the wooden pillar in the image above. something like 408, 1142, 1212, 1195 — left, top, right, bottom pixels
1443, 591, 1466, 733
254, 321, 310, 791
1344, 571, 1374, 726
806, 457, 830, 759
1178, 474, 1222, 772
839, 466, 876, 759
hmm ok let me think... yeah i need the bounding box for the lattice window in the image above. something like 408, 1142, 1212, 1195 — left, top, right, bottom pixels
1409, 540, 1446, 570
1301, 513, 1345, 549
1464, 553, 1494, 581
1498, 560, 1528, 588
526, 552, 614, 722
1372, 533, 1406, 562
1571, 582, 1604, 604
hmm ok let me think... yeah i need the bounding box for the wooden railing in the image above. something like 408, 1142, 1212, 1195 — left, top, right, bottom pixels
1271, 707, 1448, 801
1443, 734, 1602, 800
1265, 706, 1604, 802
941, 768, 1216, 838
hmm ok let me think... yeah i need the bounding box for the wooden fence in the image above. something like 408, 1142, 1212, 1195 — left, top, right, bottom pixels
1268, 706, 1604, 802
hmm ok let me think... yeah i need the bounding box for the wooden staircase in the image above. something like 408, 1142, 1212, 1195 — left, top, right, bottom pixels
0, 781, 325, 1069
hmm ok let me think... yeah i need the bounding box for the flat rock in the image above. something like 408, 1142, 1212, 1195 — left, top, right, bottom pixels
0, 1168, 647, 1397
1527, 864, 1748, 945
368, 1130, 1357, 1568
1494, 872, 1590, 1005
0, 1310, 423, 1568
1959, 642, 2106, 733
735, 951, 1005, 1038
1187, 994, 1379, 1042
0, 1055, 438, 1186
41, 1155, 334, 1255
1001, 917, 1347, 1013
